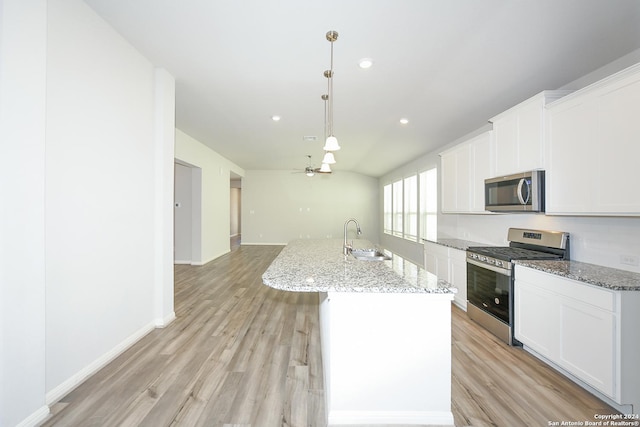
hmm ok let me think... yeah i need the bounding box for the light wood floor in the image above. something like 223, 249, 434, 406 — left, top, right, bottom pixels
42, 244, 617, 427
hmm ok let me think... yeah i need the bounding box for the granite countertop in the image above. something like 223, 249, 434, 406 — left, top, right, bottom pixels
262, 239, 455, 294
514, 260, 640, 291
422, 236, 486, 251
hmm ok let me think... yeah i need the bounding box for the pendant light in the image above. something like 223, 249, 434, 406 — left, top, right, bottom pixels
322, 30, 340, 152
322, 152, 336, 164
318, 163, 332, 173
321, 93, 336, 166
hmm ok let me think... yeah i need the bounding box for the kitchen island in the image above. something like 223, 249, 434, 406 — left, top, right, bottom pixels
262, 239, 456, 426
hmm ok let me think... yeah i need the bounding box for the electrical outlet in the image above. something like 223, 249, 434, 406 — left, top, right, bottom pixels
620, 254, 640, 266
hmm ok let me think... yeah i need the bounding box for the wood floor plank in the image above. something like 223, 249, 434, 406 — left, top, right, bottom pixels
42, 244, 619, 427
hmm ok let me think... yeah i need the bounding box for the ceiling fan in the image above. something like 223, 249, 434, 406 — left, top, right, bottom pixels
293, 155, 332, 177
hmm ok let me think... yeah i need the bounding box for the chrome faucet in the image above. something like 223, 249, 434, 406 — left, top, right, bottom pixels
343, 218, 362, 255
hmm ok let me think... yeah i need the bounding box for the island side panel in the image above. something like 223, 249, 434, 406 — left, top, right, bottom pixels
320, 291, 454, 426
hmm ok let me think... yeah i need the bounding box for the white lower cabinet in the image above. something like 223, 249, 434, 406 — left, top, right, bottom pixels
424, 241, 467, 310
559, 295, 615, 397
515, 265, 640, 411
449, 248, 467, 310
514, 279, 559, 357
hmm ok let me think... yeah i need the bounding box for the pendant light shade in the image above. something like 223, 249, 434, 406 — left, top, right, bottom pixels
323, 136, 340, 152
319, 163, 332, 173
322, 151, 336, 164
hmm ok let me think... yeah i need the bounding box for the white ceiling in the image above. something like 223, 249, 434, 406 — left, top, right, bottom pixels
84, 0, 640, 177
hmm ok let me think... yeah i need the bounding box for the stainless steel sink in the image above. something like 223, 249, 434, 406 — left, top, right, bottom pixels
350, 249, 392, 261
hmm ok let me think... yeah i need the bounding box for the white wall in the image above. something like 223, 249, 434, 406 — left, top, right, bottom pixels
153, 68, 176, 328
174, 129, 245, 264
242, 170, 379, 245
45, 0, 175, 406
0, 1, 176, 425
439, 214, 640, 273
0, 1, 49, 425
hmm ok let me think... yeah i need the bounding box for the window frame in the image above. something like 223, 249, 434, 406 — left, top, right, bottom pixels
383, 166, 437, 242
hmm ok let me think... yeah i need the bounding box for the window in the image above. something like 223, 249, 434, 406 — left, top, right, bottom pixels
383, 166, 437, 242
392, 180, 403, 237
403, 175, 418, 240
420, 168, 437, 241
383, 184, 392, 234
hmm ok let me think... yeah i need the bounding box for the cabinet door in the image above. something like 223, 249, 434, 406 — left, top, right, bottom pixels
424, 242, 449, 282
593, 76, 640, 213
493, 114, 519, 176
440, 144, 471, 213
441, 132, 492, 214
558, 297, 616, 398
546, 99, 598, 214
517, 99, 545, 172
470, 131, 493, 212
440, 150, 458, 213
425, 250, 437, 276
455, 145, 471, 212
449, 248, 467, 311
546, 66, 640, 215
514, 280, 559, 359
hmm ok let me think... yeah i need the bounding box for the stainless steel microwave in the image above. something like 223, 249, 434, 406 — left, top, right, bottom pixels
485, 170, 545, 212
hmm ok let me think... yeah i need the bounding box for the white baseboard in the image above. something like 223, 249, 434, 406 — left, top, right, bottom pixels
328, 410, 454, 426
240, 242, 287, 246
45, 320, 156, 406
191, 250, 230, 266
15, 405, 50, 427
173, 260, 191, 265
452, 299, 467, 311
155, 311, 176, 328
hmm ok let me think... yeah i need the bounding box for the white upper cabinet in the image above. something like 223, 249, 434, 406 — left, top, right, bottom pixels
440, 131, 494, 214
546, 63, 640, 216
440, 142, 470, 213
491, 91, 572, 176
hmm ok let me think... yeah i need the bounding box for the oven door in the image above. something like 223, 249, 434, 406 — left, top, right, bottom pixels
466, 259, 511, 324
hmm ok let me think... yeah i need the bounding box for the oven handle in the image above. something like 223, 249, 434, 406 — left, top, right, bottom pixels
467, 258, 511, 276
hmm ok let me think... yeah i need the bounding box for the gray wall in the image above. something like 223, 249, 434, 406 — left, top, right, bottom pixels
242, 170, 379, 245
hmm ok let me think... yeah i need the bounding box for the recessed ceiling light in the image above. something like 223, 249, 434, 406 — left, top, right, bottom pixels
271, 115, 281, 121
358, 58, 373, 69
400, 118, 409, 125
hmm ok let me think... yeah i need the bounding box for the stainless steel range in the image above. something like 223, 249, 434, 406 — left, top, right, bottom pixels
466, 228, 570, 345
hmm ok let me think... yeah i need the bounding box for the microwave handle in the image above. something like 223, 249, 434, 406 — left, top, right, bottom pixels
517, 178, 530, 205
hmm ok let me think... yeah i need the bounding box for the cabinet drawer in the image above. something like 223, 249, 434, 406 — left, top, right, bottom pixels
515, 266, 615, 312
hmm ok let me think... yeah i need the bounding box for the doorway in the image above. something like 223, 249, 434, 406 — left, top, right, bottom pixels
230, 172, 242, 251
174, 160, 202, 264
